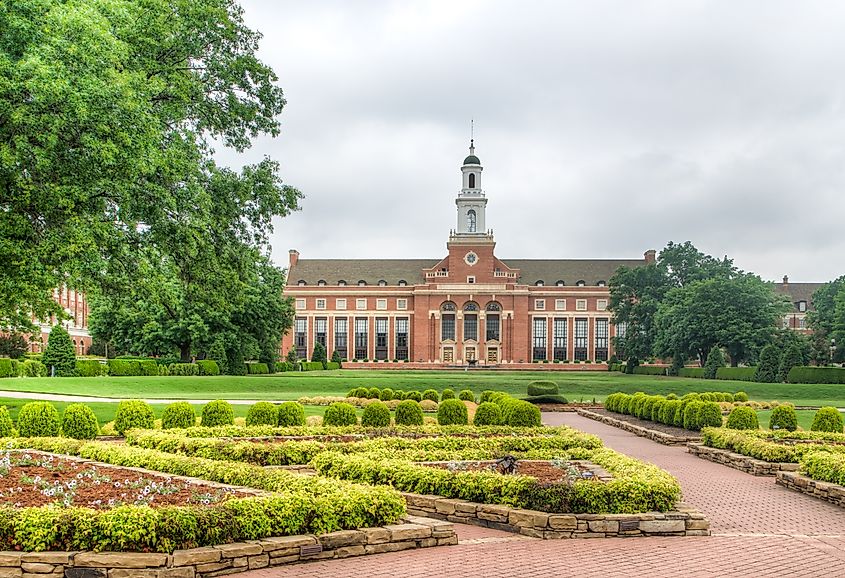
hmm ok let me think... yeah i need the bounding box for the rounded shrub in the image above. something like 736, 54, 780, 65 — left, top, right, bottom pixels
504, 400, 541, 427
458, 389, 475, 402
440, 389, 456, 401
660, 400, 681, 425
682, 401, 704, 431
346, 389, 358, 398
472, 402, 503, 426
811, 407, 845, 433
419, 399, 438, 412
769, 403, 798, 432
0, 406, 14, 437
361, 401, 391, 427
725, 406, 759, 430
666, 393, 679, 401
651, 399, 667, 423
18, 402, 61, 437
698, 402, 724, 430
201, 400, 235, 427
527, 381, 559, 397
323, 402, 358, 426
395, 400, 424, 426
277, 402, 306, 427
437, 399, 468, 425
405, 390, 423, 402
479, 390, 497, 403
366, 387, 381, 399
61, 403, 99, 440
734, 391, 749, 402
162, 402, 196, 430
379, 388, 394, 401
422, 389, 439, 402
246, 401, 278, 427
113, 400, 154, 435
353, 387, 369, 398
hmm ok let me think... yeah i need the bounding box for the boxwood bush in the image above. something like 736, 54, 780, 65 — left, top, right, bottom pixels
769, 403, 798, 432
725, 406, 759, 430
169, 363, 199, 376
811, 407, 845, 433
61, 403, 99, 439
197, 360, 220, 376
436, 399, 468, 425
422, 389, 439, 402
114, 400, 155, 435
161, 402, 196, 430
394, 400, 424, 426
361, 401, 391, 427
527, 381, 559, 397
440, 389, 456, 401
733, 391, 749, 402
277, 402, 306, 427
323, 402, 358, 426
0, 359, 13, 378
0, 405, 14, 436
479, 390, 497, 403
458, 389, 475, 402
715, 367, 756, 381
246, 362, 270, 375
246, 402, 278, 427
503, 400, 541, 427
17, 402, 60, 437
379, 388, 395, 401
202, 400, 235, 427
404, 390, 423, 402
472, 402, 503, 426
366, 387, 381, 399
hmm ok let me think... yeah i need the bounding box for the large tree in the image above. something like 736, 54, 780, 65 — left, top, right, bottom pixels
808, 276, 845, 363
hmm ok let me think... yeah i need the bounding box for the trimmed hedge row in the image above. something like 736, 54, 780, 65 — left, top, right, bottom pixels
788, 366, 845, 384
632, 366, 667, 376
678, 367, 705, 378
715, 367, 757, 382
701, 427, 845, 463
604, 392, 723, 431
801, 451, 845, 486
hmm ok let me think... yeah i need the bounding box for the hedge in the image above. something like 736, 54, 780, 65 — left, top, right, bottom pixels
715, 367, 756, 382
275, 361, 296, 372
678, 367, 705, 378
632, 366, 667, 376
800, 451, 845, 486
107, 359, 158, 377
701, 428, 845, 463
196, 360, 220, 376
169, 363, 199, 376
300, 361, 324, 372
787, 366, 845, 384
0, 359, 13, 378
245, 362, 270, 375
527, 381, 559, 397
75, 359, 108, 377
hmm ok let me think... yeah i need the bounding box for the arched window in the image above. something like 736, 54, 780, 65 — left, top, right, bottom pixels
535, 280, 544, 286
468, 173, 476, 188
377, 280, 387, 287
338, 280, 347, 286
317, 279, 326, 287
576, 280, 586, 287
467, 209, 477, 232
297, 280, 307, 286
486, 302, 501, 311
463, 302, 479, 312
556, 280, 565, 287
441, 301, 457, 312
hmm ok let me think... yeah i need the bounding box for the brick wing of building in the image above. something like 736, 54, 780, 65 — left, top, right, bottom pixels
281, 141, 654, 366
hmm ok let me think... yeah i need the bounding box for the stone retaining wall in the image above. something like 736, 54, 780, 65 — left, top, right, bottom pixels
688, 443, 799, 476
0, 516, 456, 578
577, 410, 700, 446
776, 471, 845, 509
403, 493, 709, 538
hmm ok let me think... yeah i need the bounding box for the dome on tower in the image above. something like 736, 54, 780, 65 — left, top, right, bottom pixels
463, 154, 481, 165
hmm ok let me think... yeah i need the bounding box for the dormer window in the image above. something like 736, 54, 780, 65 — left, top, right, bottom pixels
798, 301, 807, 312
338, 280, 347, 286
317, 280, 327, 287
535, 280, 544, 286
556, 280, 565, 286
597, 280, 607, 287
378, 280, 387, 287
576, 280, 586, 287
398, 280, 407, 286
358, 280, 367, 287
297, 280, 306, 286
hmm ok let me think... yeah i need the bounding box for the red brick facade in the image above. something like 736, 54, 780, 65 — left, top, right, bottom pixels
28, 287, 92, 355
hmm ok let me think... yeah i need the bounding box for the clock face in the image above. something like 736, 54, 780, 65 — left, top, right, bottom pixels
465, 252, 478, 265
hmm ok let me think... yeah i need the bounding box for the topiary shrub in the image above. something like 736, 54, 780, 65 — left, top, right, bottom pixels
161, 402, 196, 430
527, 381, 559, 397
17, 402, 61, 437
440, 389, 456, 401
41, 326, 77, 376
734, 391, 749, 402
437, 399, 468, 425
113, 400, 155, 435
698, 402, 724, 430
725, 406, 759, 430
346, 389, 358, 398
404, 390, 423, 402
361, 401, 391, 427
458, 389, 475, 402
61, 403, 99, 439
277, 402, 306, 426
379, 388, 394, 401
703, 346, 726, 379
472, 402, 503, 426
201, 400, 235, 427
651, 399, 667, 423
197, 360, 220, 376
323, 402, 358, 426
0, 406, 13, 436
811, 407, 845, 433
769, 403, 798, 432
683, 401, 704, 431
351, 387, 368, 398
366, 387, 381, 399
479, 390, 497, 403
504, 400, 541, 427
660, 400, 681, 425
395, 400, 424, 426
246, 401, 278, 426
422, 389, 439, 402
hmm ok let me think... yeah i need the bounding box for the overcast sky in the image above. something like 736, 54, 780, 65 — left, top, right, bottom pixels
220, 0, 845, 283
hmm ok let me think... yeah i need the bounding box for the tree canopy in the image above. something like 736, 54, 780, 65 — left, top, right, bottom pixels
808, 275, 845, 363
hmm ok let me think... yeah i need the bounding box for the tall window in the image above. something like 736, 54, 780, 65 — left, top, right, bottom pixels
354, 318, 368, 360
574, 318, 588, 361
464, 313, 478, 341
395, 317, 409, 360
334, 318, 348, 360
315, 317, 327, 348
595, 318, 609, 362
532, 317, 547, 361
294, 317, 307, 359
441, 302, 456, 341
554, 318, 568, 361
469, 173, 475, 188
375, 317, 388, 360
616, 322, 627, 339
486, 302, 501, 341
467, 209, 477, 232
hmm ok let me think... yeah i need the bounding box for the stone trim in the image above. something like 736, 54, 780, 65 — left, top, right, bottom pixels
0, 517, 456, 578
688, 443, 799, 476
776, 471, 845, 509
577, 410, 700, 446
403, 493, 709, 538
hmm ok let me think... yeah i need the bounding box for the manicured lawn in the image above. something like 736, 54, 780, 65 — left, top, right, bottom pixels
0, 370, 843, 407
755, 409, 818, 432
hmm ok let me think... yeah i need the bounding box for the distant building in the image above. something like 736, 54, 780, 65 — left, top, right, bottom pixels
774, 276, 822, 334
27, 287, 92, 355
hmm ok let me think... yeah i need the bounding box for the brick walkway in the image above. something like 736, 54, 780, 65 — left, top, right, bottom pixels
240, 413, 845, 578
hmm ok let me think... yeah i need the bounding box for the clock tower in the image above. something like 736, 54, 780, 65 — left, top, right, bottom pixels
455, 140, 487, 235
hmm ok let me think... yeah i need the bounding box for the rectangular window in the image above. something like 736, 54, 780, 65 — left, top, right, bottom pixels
467, 276, 475, 284
597, 299, 608, 311
799, 318, 806, 329
334, 318, 348, 360
798, 301, 807, 312
595, 318, 609, 362
486, 314, 500, 341
615, 322, 627, 339
294, 317, 307, 359
375, 317, 388, 360
356, 298, 367, 310
295, 298, 306, 310
464, 314, 478, 341
336, 298, 347, 310
397, 299, 408, 310
532, 317, 547, 361
441, 314, 456, 341
534, 299, 546, 311
574, 318, 588, 361
376, 298, 387, 311
555, 299, 566, 311
553, 318, 568, 361
395, 317, 409, 360
316, 298, 326, 310
315, 317, 327, 348
354, 317, 368, 360
576, 299, 587, 311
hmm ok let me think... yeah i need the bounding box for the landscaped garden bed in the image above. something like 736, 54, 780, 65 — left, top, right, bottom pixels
419, 459, 611, 485
578, 409, 701, 445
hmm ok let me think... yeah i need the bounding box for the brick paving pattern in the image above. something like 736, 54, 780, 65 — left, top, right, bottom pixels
241, 413, 845, 578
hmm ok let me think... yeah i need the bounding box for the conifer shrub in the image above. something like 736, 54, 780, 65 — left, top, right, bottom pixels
754, 344, 781, 383
778, 345, 804, 384
683, 401, 704, 431
472, 402, 503, 426
361, 401, 391, 427
404, 390, 423, 402
246, 402, 278, 426
379, 388, 395, 401
440, 388, 456, 401
201, 400, 235, 427
61, 403, 99, 439
769, 403, 798, 432
161, 402, 196, 430
311, 341, 328, 368
422, 389, 439, 402
811, 407, 845, 433
651, 399, 667, 422
458, 389, 475, 402
323, 402, 358, 426
725, 406, 759, 430
277, 402, 306, 427
114, 400, 155, 435
394, 400, 424, 426
437, 399, 468, 426
660, 400, 681, 425
703, 347, 726, 379
0, 406, 13, 436
41, 326, 77, 376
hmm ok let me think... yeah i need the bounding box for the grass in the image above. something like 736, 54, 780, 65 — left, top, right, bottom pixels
0, 370, 843, 407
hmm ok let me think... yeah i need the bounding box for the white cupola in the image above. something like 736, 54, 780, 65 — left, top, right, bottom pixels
455, 140, 487, 235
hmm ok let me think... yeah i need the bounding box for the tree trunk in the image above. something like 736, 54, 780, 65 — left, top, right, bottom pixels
180, 343, 191, 363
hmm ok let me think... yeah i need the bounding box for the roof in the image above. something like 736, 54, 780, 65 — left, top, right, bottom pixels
463, 155, 481, 165
773, 282, 824, 310
507, 259, 646, 285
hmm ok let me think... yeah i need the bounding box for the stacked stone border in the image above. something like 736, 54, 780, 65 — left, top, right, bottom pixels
687, 443, 799, 476
577, 409, 701, 446
776, 471, 845, 509
403, 493, 709, 538
0, 516, 456, 578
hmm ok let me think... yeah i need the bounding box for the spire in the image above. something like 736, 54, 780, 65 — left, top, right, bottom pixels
463, 122, 480, 166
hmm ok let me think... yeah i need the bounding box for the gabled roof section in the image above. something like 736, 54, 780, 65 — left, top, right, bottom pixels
773, 282, 823, 311
504, 259, 646, 286
289, 259, 437, 286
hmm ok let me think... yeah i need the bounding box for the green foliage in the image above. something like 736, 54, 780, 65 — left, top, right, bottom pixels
404, 390, 423, 402
769, 404, 798, 432
323, 402, 358, 426
196, 360, 220, 376
41, 326, 77, 376
107, 359, 158, 377
246, 402, 278, 427
0, 359, 13, 378
703, 347, 726, 379
725, 406, 759, 430
0, 334, 27, 359
361, 401, 391, 427
472, 402, 503, 426
0, 406, 13, 436
715, 367, 756, 381
20, 359, 48, 377
527, 381, 559, 396
457, 389, 475, 402
479, 390, 497, 403
800, 451, 845, 486
678, 367, 705, 378
698, 402, 723, 430
632, 366, 667, 376
114, 400, 155, 435
811, 407, 845, 433
422, 389, 439, 402
366, 387, 381, 399
394, 400, 424, 426
787, 366, 845, 384
246, 362, 270, 374
17, 402, 60, 437
75, 359, 108, 377
300, 361, 324, 371
733, 391, 749, 402
683, 401, 704, 431
379, 388, 395, 401
754, 344, 781, 383
440, 388, 456, 401
161, 402, 196, 430
330, 349, 343, 368
503, 400, 541, 427
202, 400, 235, 427
277, 402, 306, 427
311, 341, 327, 367
436, 399, 468, 425
169, 363, 200, 376
778, 345, 804, 384
61, 403, 99, 439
